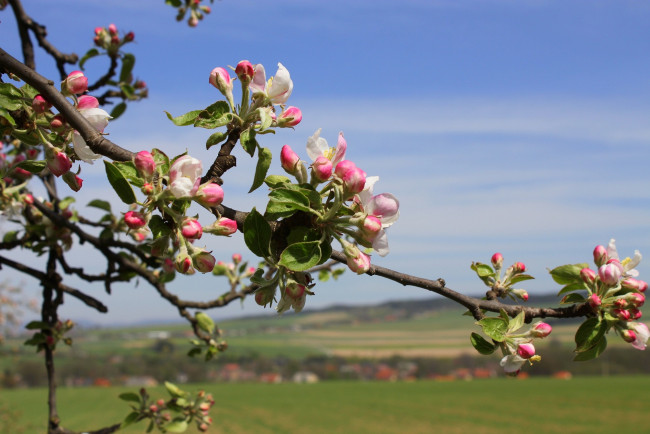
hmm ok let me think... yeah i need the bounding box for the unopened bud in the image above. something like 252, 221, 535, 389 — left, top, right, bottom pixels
588, 294, 602, 309
491, 252, 503, 268
580, 268, 597, 285
593, 245, 608, 267
517, 342, 535, 359
531, 322, 552, 338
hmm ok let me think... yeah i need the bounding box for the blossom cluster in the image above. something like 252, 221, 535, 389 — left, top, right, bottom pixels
578, 239, 648, 350
93, 23, 135, 53
471, 252, 533, 302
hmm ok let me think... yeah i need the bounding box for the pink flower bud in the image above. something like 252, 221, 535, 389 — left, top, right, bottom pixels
285, 282, 306, 300
280, 145, 300, 174
23, 194, 34, 205
613, 309, 631, 321
628, 322, 650, 350
360, 215, 382, 242
593, 245, 608, 267
278, 106, 302, 127
512, 262, 526, 273
531, 322, 552, 338
94, 26, 104, 35
630, 308, 642, 320
614, 298, 628, 309
255, 289, 274, 306
63, 71, 88, 95
205, 217, 238, 236
181, 218, 202, 240
124, 31, 134, 42
50, 115, 65, 130
621, 329, 637, 343
512, 289, 528, 301
77, 95, 99, 110
209, 67, 233, 95
142, 183, 154, 195
312, 156, 332, 182
622, 278, 648, 293
195, 183, 224, 207
588, 294, 602, 309
134, 151, 156, 179
62, 171, 83, 192
342, 242, 371, 275
124, 211, 147, 230
175, 254, 194, 274
162, 258, 175, 274
108, 23, 118, 35
335, 160, 366, 194
235, 60, 255, 84
599, 262, 622, 286
627, 292, 645, 308
47, 149, 72, 177
491, 253, 503, 268
232, 253, 242, 264
517, 342, 535, 359
193, 251, 216, 273
32, 95, 51, 114
580, 268, 597, 285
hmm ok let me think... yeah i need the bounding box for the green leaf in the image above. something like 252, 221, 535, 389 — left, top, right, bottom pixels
152, 148, 170, 174
87, 199, 112, 212
104, 161, 137, 205
0, 83, 23, 111
549, 263, 589, 285
119, 53, 136, 83
279, 241, 322, 271
240, 128, 258, 157
574, 336, 607, 361
16, 160, 46, 174
470, 332, 496, 355
268, 188, 311, 212
79, 48, 100, 70
0, 108, 16, 126
164, 381, 185, 398
110, 102, 127, 120
166, 0, 182, 6
509, 274, 535, 284
165, 109, 202, 126
318, 269, 330, 282
257, 107, 273, 131
476, 317, 508, 342
556, 281, 588, 296
114, 161, 144, 188
575, 317, 608, 351
249, 147, 272, 193
194, 100, 232, 129
244, 208, 272, 259
319, 237, 332, 265
118, 392, 141, 404
195, 312, 215, 334
148, 215, 171, 238
560, 293, 587, 304
206, 131, 228, 150
264, 175, 290, 188
165, 419, 189, 433
508, 310, 526, 333
3, 231, 19, 243
11, 129, 40, 146
25, 321, 49, 330
120, 411, 140, 429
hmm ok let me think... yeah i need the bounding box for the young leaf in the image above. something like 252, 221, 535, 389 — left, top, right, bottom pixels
508, 310, 526, 333
557, 281, 588, 296
16, 160, 46, 174
152, 148, 170, 174
110, 102, 127, 120
87, 199, 112, 212
164, 381, 185, 398
509, 274, 535, 284
118, 392, 141, 404
195, 312, 215, 334
574, 336, 607, 361
79, 48, 100, 70
120, 411, 141, 429
165, 109, 202, 126
264, 175, 291, 188
279, 241, 322, 271
165, 419, 189, 433
249, 147, 272, 193
244, 208, 272, 259
119, 53, 136, 83
476, 317, 508, 342
549, 263, 589, 285
574, 317, 608, 352
560, 293, 587, 305
240, 128, 258, 157
470, 332, 496, 355
104, 161, 137, 205
206, 131, 228, 150
114, 161, 144, 188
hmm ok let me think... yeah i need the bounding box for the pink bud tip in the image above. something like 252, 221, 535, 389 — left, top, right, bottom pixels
124, 211, 147, 230
32, 95, 51, 114
235, 60, 255, 83
181, 218, 203, 240
531, 322, 552, 338
593, 245, 608, 267
491, 253, 503, 267
588, 294, 602, 309
512, 262, 526, 273
517, 342, 536, 359
134, 151, 156, 178
280, 145, 300, 174
580, 268, 597, 285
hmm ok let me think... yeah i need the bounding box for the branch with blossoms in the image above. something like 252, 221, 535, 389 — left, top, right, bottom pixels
1, 0, 649, 432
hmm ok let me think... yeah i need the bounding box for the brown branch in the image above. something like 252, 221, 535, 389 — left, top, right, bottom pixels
0, 47, 134, 162
87, 55, 119, 92
200, 127, 241, 184
8, 0, 35, 69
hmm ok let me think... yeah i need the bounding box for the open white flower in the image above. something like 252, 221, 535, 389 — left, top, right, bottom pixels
169, 155, 202, 198
607, 238, 642, 277
500, 354, 526, 374
306, 128, 347, 165
249, 63, 293, 105
72, 107, 111, 163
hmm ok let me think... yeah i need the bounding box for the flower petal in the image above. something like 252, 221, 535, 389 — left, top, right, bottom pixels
72, 132, 101, 163
332, 131, 347, 165
372, 230, 390, 257
249, 64, 267, 93
306, 128, 328, 161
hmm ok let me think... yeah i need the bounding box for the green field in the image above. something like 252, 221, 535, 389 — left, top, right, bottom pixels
3, 376, 649, 433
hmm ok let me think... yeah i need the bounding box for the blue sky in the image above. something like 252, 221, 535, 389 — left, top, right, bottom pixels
3, 0, 650, 326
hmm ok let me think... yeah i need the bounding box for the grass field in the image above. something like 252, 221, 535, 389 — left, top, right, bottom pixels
3, 376, 649, 433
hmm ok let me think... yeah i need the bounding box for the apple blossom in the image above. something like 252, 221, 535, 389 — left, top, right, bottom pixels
491, 253, 503, 268
285, 282, 306, 299
235, 60, 254, 84
62, 171, 83, 192
356, 176, 400, 228
311, 156, 333, 182
621, 329, 637, 343
181, 218, 202, 240
193, 251, 216, 273
335, 160, 366, 195
47, 148, 72, 177
169, 155, 202, 198
622, 278, 648, 292
531, 322, 552, 338
204, 217, 237, 236
77, 95, 99, 110
280, 145, 301, 174
517, 342, 536, 359
588, 294, 602, 309
72, 107, 111, 163
627, 292, 645, 308
306, 129, 347, 168
628, 322, 650, 350
606, 238, 642, 277
277, 106, 302, 127
194, 183, 224, 207
580, 268, 597, 285
175, 254, 194, 274
108, 23, 118, 35
209, 67, 233, 103
134, 151, 156, 179
62, 70, 88, 95
513, 262, 526, 273
613, 309, 631, 321
500, 354, 526, 374
32, 95, 51, 114
124, 211, 147, 230
249, 63, 293, 104
599, 262, 622, 286
593, 244, 608, 267
342, 241, 371, 274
